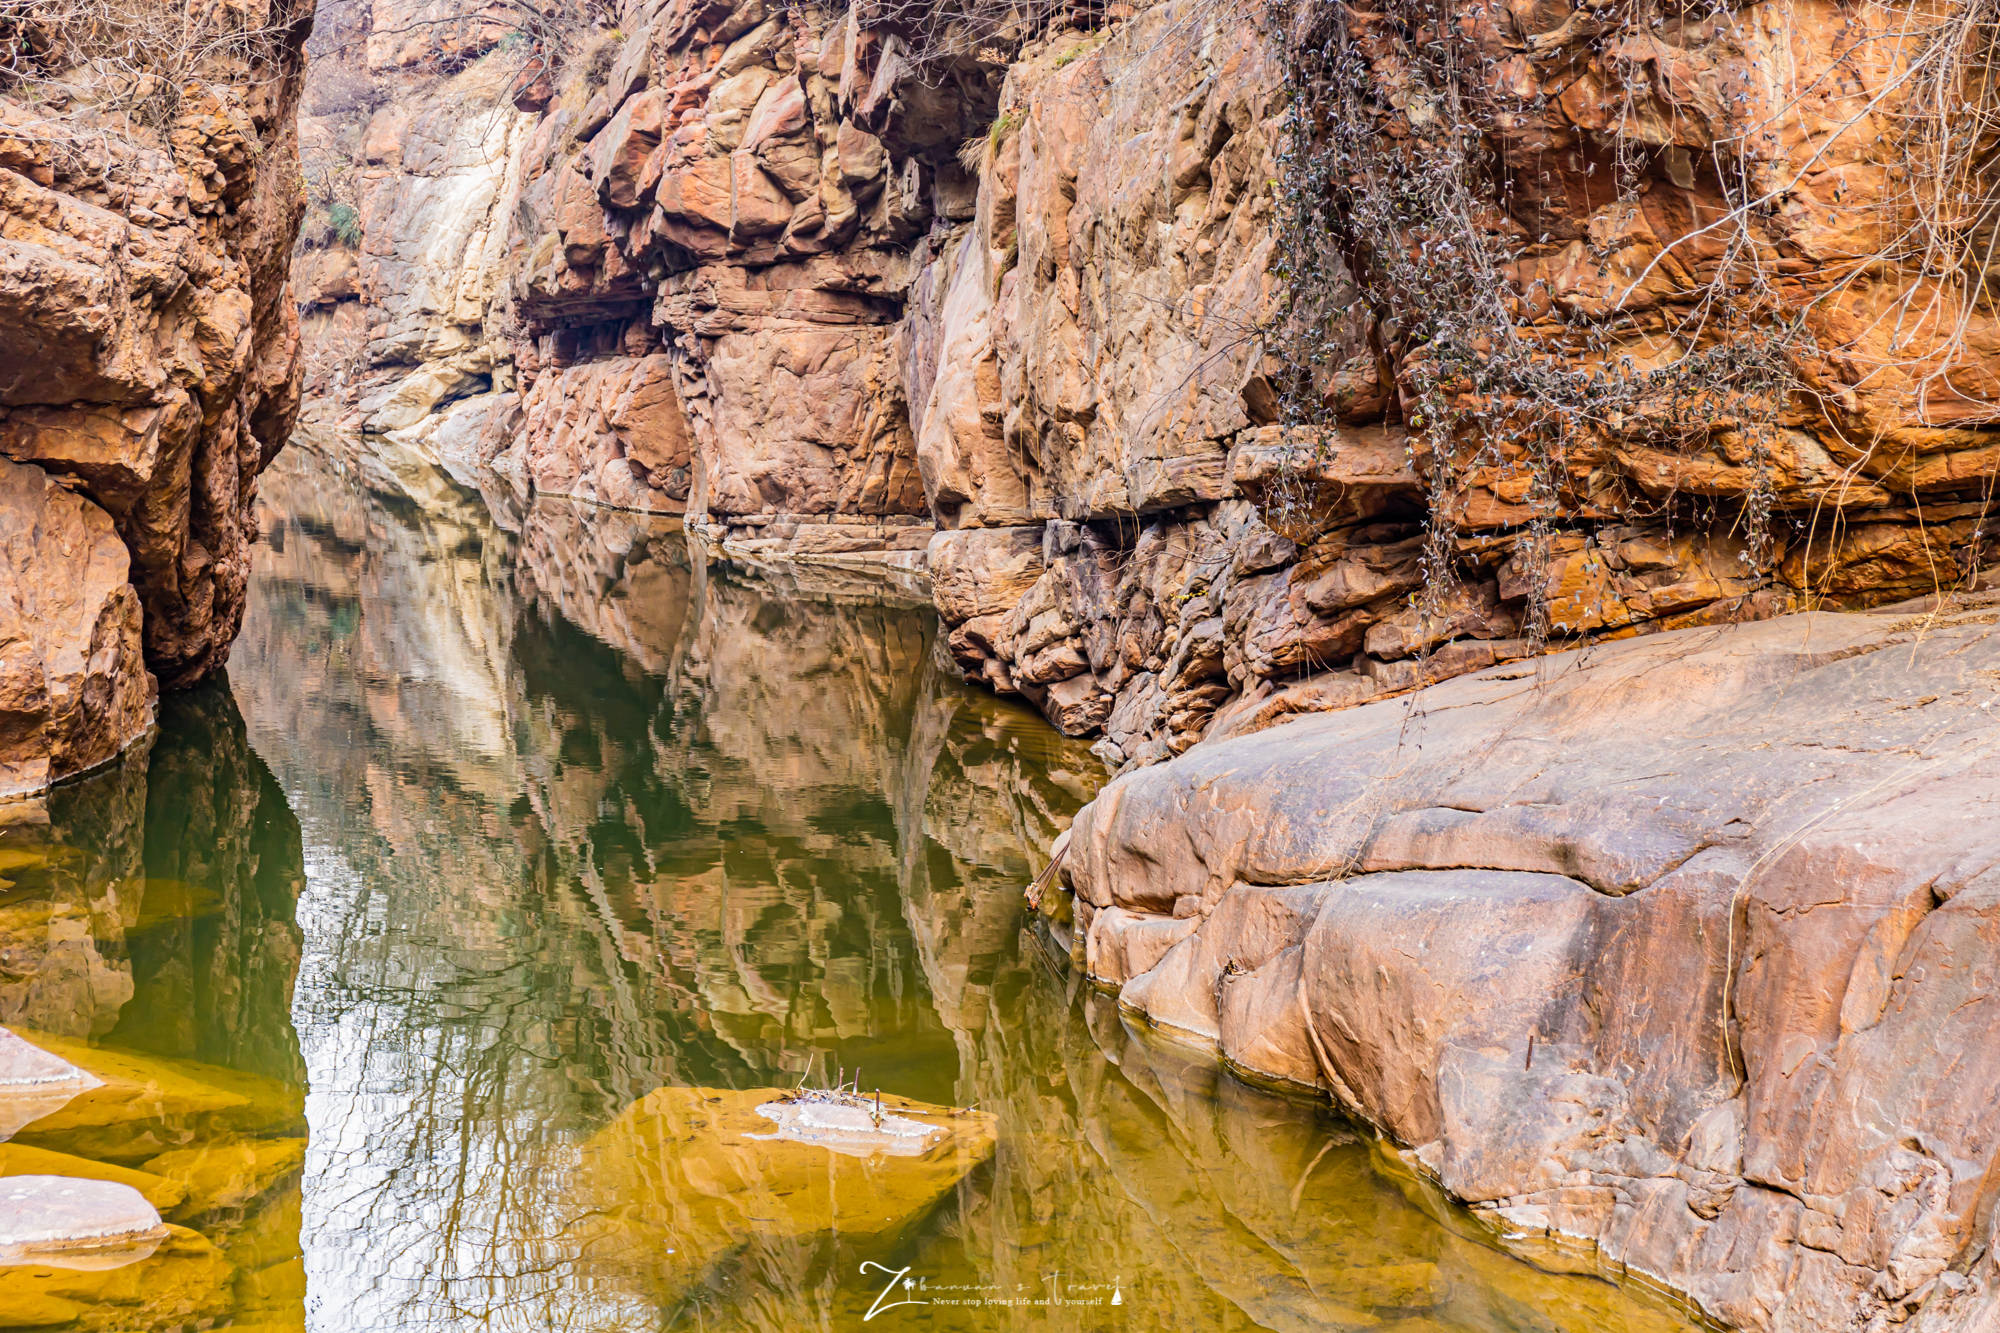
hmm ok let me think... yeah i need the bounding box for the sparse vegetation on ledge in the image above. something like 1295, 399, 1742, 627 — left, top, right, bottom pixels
1265, 0, 2000, 651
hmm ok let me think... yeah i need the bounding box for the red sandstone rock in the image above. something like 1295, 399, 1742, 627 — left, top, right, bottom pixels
0, 460, 156, 798
0, 0, 305, 777
297, 0, 1997, 769
1062, 596, 2000, 1333
510, 354, 692, 512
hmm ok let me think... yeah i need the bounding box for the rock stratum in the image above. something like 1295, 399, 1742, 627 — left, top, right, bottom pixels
285, 1, 2000, 1326
1060, 592, 2000, 1333
299, 0, 1998, 769
0, 0, 312, 797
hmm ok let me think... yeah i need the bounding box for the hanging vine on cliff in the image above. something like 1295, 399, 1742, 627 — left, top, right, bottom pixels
1263, 0, 2000, 648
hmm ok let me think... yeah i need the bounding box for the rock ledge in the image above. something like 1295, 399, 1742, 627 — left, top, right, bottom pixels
1061, 595, 2000, 1333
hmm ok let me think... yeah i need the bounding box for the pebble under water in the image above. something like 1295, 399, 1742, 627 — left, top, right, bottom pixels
0, 435, 1708, 1332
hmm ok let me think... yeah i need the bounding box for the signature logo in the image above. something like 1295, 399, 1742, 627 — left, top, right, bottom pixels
860, 1262, 926, 1321
858, 1262, 1125, 1318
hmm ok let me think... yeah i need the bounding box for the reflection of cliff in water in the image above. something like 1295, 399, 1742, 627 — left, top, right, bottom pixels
0, 681, 308, 1330
227, 435, 1698, 1332
234, 436, 1076, 1326
1, 685, 305, 1082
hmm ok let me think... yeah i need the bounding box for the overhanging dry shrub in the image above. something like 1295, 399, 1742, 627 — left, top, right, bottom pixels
1264, 0, 2000, 643
357, 0, 619, 89
853, 0, 1103, 86
0, 0, 303, 141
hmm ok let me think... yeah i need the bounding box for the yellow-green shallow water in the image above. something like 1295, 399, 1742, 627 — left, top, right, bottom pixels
0, 437, 1709, 1332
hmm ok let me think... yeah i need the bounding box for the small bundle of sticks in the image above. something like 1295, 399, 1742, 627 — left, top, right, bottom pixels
1024, 839, 1068, 911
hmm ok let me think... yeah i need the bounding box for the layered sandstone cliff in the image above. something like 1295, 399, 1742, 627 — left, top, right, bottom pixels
0, 0, 312, 796
276, 2, 2000, 1325
299, 0, 1996, 770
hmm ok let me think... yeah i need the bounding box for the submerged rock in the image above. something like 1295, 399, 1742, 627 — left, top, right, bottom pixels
1063, 597, 2000, 1333
0, 1145, 185, 1216
143, 1136, 308, 1223
576, 1085, 996, 1298
3, 1031, 304, 1165
0, 1027, 100, 1143
1064, 1003, 1699, 1333
0, 1175, 166, 1263
0, 1224, 232, 1331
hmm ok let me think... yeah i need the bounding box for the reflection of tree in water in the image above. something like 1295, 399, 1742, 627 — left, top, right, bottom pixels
236, 438, 1696, 1333
240, 438, 1087, 1328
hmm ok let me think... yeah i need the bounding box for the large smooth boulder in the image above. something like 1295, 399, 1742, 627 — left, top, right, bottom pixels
1063, 596, 2000, 1333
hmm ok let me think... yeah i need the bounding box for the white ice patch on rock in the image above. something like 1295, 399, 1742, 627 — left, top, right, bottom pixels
0, 1175, 167, 1267
0, 1028, 95, 1089
748, 1097, 947, 1158
0, 1027, 99, 1144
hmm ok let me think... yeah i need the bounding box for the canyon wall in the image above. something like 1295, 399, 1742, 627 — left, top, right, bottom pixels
1, 0, 313, 797
1058, 591, 2000, 1333
300, 0, 1997, 772
271, 2, 2000, 1325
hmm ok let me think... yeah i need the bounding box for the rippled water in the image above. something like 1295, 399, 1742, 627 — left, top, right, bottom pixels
0, 436, 1706, 1332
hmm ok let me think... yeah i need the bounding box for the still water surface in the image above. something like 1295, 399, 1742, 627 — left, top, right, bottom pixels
0, 436, 1703, 1332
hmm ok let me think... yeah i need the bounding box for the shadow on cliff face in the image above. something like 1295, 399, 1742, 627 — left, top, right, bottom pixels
204, 433, 1705, 1331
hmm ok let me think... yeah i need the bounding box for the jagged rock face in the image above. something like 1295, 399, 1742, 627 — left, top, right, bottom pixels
1427, 0, 2000, 527
896, 2, 1302, 753
299, 0, 1997, 765
510, 354, 693, 510
293, 4, 532, 452
350, 57, 529, 371
1059, 595, 2000, 1333
493, 0, 983, 549
0, 0, 310, 794
0, 459, 155, 799
914, 0, 2000, 765
300, 0, 966, 546
905, 9, 1281, 529
0, 2, 310, 699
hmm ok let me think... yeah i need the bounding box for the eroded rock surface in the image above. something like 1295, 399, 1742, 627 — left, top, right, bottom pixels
298, 0, 1999, 764
0, 459, 155, 798
1060, 595, 2000, 1332
0, 0, 311, 794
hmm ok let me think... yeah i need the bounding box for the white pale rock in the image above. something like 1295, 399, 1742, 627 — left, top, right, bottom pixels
749, 1096, 947, 1157
0, 1027, 99, 1144
0, 1175, 167, 1266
